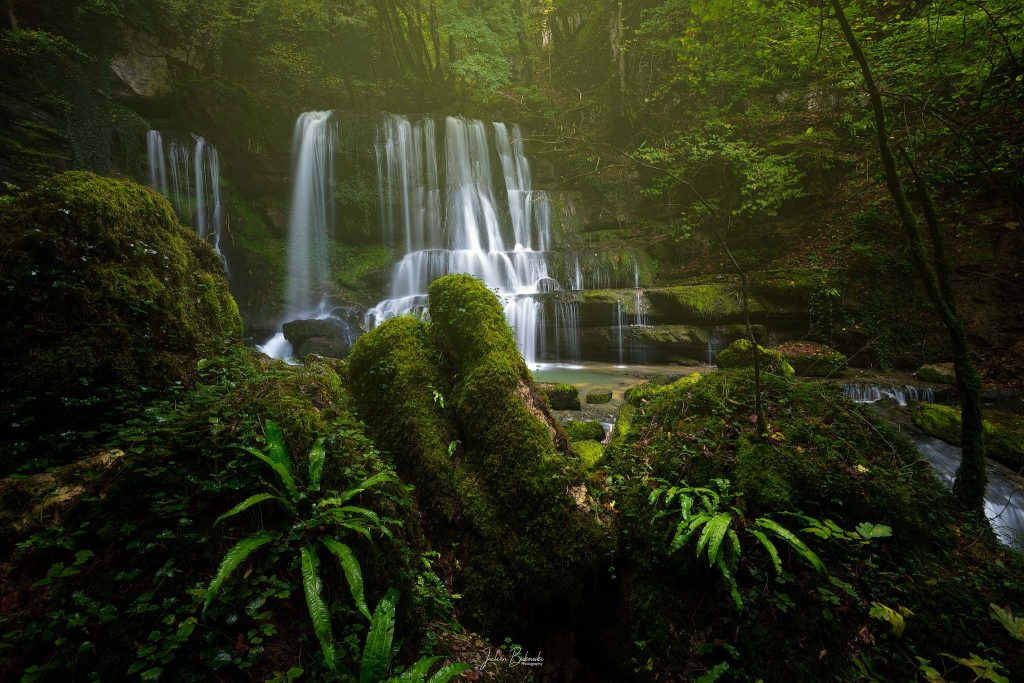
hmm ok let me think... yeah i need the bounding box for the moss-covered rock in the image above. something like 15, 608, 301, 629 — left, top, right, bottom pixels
715, 339, 795, 377
912, 403, 1024, 466
602, 369, 1012, 680
586, 387, 613, 404
347, 316, 459, 522
778, 341, 848, 377
350, 276, 614, 635
917, 362, 956, 384
573, 440, 604, 469
564, 420, 606, 442
0, 172, 241, 456
428, 274, 613, 629
625, 373, 703, 407
538, 382, 581, 410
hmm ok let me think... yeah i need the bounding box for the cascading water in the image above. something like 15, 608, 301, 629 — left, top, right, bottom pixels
552, 300, 581, 361
259, 111, 337, 360
707, 330, 723, 365
367, 115, 554, 365
842, 384, 936, 407
146, 130, 226, 269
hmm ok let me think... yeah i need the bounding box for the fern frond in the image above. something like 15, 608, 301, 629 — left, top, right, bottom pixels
320, 471, 396, 508
756, 518, 825, 573
425, 663, 473, 683
361, 588, 400, 683
214, 493, 280, 526
388, 656, 442, 681
715, 554, 743, 610
203, 532, 276, 614
264, 420, 291, 471
749, 528, 782, 574
240, 447, 300, 501
322, 538, 371, 621
300, 544, 335, 669
308, 437, 326, 492
703, 513, 733, 565
669, 512, 712, 554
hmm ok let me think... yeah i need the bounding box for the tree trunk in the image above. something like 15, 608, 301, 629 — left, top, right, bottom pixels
609, 0, 628, 138
7, 0, 17, 30
511, 0, 534, 85
830, 0, 987, 515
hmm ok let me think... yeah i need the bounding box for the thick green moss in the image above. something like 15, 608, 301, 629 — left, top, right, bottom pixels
538, 382, 581, 410
0, 171, 241, 452
602, 370, 1011, 680
564, 420, 606, 442
778, 341, 848, 377
586, 388, 613, 404
625, 373, 703, 407
917, 362, 956, 384
573, 440, 604, 469
715, 339, 795, 377
347, 316, 459, 521
427, 274, 614, 632
912, 403, 1024, 466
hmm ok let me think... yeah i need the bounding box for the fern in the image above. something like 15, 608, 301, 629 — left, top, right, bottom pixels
301, 544, 335, 669
206, 422, 400, 671
308, 436, 326, 492
361, 588, 399, 683
203, 532, 276, 614
323, 538, 371, 621
651, 478, 833, 610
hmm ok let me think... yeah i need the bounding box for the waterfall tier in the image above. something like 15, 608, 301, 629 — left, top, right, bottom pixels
146, 130, 226, 270
368, 115, 554, 364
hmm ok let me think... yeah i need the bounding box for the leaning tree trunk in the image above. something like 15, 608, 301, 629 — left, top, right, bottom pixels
609, 0, 628, 139
830, 0, 987, 514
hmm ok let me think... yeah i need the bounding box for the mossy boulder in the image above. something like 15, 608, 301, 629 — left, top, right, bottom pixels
538, 382, 581, 410
778, 341, 848, 377
586, 388, 613, 404
625, 373, 703, 407
715, 339, 795, 377
0, 172, 241, 449
350, 276, 614, 634
912, 403, 1024, 466
564, 420, 607, 442
917, 362, 956, 384
601, 370, 1009, 680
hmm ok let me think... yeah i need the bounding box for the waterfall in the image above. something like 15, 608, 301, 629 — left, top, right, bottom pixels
257, 111, 337, 360
368, 115, 554, 365
842, 384, 936, 407
285, 112, 335, 318
614, 296, 625, 366
707, 330, 723, 365
146, 130, 226, 269
146, 131, 168, 195
553, 300, 581, 361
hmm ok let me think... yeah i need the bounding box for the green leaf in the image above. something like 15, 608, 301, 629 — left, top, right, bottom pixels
989, 604, 1024, 642
756, 518, 824, 573
320, 471, 396, 508
240, 447, 300, 501
695, 661, 729, 683
203, 532, 275, 614
300, 544, 335, 669
215, 493, 278, 525
308, 437, 326, 492
322, 538, 371, 621
361, 588, 399, 683
669, 512, 712, 554
703, 513, 732, 565
870, 602, 912, 638
749, 529, 781, 574
425, 663, 472, 683
265, 420, 291, 471
940, 653, 1008, 683
855, 522, 892, 540
390, 656, 441, 681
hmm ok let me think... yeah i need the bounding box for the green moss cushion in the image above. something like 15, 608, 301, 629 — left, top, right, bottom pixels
913, 403, 1024, 466
538, 382, 581, 410
715, 339, 795, 377
0, 171, 241, 440
778, 341, 847, 377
